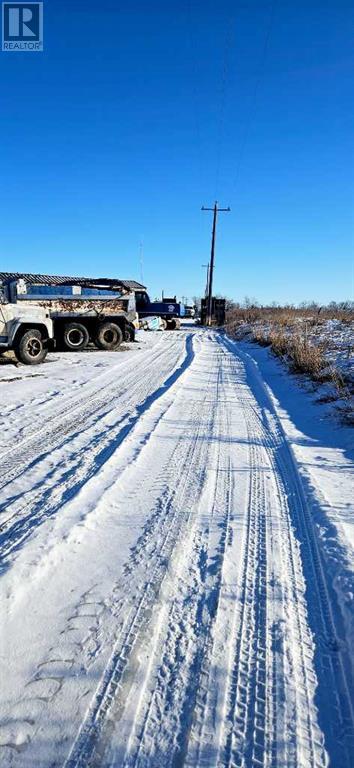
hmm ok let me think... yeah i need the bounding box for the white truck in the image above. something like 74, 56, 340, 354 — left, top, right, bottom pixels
0, 295, 54, 364
0, 274, 139, 353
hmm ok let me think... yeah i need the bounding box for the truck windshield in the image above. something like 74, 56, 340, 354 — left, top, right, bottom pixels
135, 292, 149, 308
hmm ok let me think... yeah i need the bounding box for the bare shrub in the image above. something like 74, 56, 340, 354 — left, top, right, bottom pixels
252, 329, 271, 346
225, 301, 353, 419
268, 331, 289, 358
261, 331, 329, 379
225, 301, 354, 327
287, 338, 328, 379
274, 312, 296, 327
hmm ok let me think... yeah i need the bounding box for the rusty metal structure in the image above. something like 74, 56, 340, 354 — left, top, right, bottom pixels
200, 297, 226, 326
0, 272, 143, 351
0, 272, 146, 293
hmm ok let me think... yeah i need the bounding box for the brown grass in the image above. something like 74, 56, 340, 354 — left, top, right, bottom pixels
287, 339, 328, 378
226, 303, 354, 327
224, 303, 353, 422
251, 329, 328, 378
245, 326, 353, 402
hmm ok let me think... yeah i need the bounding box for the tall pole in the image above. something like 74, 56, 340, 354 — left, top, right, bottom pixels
208, 204, 218, 324
202, 263, 210, 298
202, 202, 230, 325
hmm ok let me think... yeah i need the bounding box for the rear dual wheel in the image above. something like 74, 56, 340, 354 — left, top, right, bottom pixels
95, 322, 123, 350
63, 323, 89, 351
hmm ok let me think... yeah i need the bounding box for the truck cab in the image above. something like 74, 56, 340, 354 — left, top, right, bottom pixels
0, 284, 54, 364
135, 291, 185, 330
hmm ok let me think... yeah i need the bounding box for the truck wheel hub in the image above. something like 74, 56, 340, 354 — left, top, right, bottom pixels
67, 329, 83, 346
27, 339, 41, 357
103, 330, 115, 343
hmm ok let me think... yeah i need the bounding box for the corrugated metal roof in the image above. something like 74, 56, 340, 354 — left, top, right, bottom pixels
0, 272, 146, 292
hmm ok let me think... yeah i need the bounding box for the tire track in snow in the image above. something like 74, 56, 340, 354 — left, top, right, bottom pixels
0, 334, 194, 572
67, 335, 336, 768
269, 415, 354, 767
219, 395, 322, 768
2, 332, 353, 767
0, 335, 182, 491
219, 336, 354, 767
63, 343, 218, 768
116, 357, 233, 768
113, 339, 329, 768
0, 334, 204, 766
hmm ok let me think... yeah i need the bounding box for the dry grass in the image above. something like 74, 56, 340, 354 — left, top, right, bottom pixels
226, 302, 354, 327
251, 329, 328, 379
225, 301, 353, 422
289, 343, 327, 378
231, 322, 352, 412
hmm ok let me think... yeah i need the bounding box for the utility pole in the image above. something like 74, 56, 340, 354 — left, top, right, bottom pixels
202, 201, 230, 325
202, 263, 210, 298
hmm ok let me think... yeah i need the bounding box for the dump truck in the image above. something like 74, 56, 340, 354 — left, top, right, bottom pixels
0, 273, 141, 352
0, 284, 54, 364
135, 291, 185, 330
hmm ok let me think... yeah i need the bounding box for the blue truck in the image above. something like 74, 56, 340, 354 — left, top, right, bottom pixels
134, 291, 185, 330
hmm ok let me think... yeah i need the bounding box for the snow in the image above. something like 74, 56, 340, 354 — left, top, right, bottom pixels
0, 327, 353, 767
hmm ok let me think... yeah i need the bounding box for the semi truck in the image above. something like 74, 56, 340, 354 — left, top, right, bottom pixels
135, 291, 185, 330
0, 273, 140, 352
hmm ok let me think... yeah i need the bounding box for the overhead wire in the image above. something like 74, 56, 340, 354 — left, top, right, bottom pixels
185, 1, 237, 200
231, 0, 277, 197
186, 0, 204, 191
214, 4, 238, 199
184, 1, 276, 202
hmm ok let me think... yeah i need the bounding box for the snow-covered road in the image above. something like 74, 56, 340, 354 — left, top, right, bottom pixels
0, 328, 353, 767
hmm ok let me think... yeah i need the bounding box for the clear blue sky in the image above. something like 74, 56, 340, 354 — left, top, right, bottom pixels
1, 0, 353, 304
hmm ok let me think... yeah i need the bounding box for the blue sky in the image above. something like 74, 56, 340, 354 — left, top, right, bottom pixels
1, 0, 353, 303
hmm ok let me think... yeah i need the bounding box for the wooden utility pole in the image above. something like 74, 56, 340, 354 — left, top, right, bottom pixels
202, 201, 230, 325
202, 263, 210, 298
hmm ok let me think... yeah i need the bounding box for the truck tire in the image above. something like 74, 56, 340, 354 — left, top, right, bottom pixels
161, 318, 167, 330
15, 329, 48, 365
166, 318, 177, 330
95, 322, 123, 350
63, 322, 90, 351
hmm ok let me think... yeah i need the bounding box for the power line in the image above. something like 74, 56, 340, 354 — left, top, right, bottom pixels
214, 6, 238, 198
186, 0, 204, 186
232, 0, 277, 193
